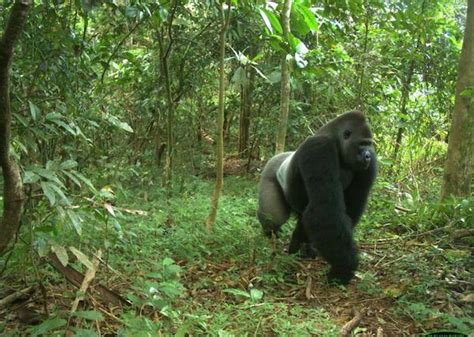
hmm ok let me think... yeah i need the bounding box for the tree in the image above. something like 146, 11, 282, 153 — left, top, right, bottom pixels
157, 0, 179, 193
274, 0, 293, 154
0, 0, 32, 255
441, 0, 474, 199
206, 0, 232, 228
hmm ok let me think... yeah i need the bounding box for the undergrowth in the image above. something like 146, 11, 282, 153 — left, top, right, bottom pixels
0, 172, 472, 336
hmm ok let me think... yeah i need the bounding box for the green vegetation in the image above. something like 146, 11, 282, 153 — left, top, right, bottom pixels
0, 0, 472, 336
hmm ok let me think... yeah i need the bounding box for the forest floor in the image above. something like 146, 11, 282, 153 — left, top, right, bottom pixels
0, 175, 472, 336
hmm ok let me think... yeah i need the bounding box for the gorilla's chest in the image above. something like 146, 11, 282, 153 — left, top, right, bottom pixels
283, 165, 354, 214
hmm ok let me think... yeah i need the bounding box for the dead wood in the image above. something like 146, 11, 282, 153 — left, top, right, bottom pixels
48, 252, 130, 308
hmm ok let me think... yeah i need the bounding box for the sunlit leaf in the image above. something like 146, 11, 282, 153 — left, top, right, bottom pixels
250, 288, 263, 301
69, 247, 93, 270
51, 244, 69, 267
259, 8, 282, 35
28, 101, 40, 121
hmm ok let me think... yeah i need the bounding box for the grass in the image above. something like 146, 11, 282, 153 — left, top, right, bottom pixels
0, 173, 472, 336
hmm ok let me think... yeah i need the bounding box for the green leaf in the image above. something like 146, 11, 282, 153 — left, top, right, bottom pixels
48, 182, 70, 205
51, 244, 69, 267
36, 168, 64, 187
62, 171, 82, 187
28, 101, 41, 121
250, 288, 263, 301
231, 66, 246, 86
50, 119, 78, 136
71, 171, 96, 191
67, 209, 83, 236
45, 112, 64, 120
145, 272, 163, 279
292, 3, 317, 36
105, 114, 134, 133
13, 113, 29, 127
125, 6, 140, 18
162, 257, 175, 266
252, 66, 270, 83
29, 318, 67, 337
223, 288, 251, 299
260, 8, 282, 35
117, 121, 133, 132
259, 8, 273, 34
158, 281, 184, 298
267, 70, 281, 84
60, 160, 78, 170
41, 181, 56, 205
72, 310, 104, 321
23, 171, 40, 184
69, 247, 93, 270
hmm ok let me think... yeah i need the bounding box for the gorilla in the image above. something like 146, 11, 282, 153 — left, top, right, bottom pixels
257, 111, 376, 285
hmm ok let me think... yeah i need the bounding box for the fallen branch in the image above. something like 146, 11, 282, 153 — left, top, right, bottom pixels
339, 309, 363, 337
452, 228, 474, 239
70, 250, 101, 314
0, 286, 34, 308
394, 205, 411, 212
361, 224, 456, 248
48, 252, 130, 308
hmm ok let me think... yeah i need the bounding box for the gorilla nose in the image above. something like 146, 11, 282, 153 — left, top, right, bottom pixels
364, 152, 371, 163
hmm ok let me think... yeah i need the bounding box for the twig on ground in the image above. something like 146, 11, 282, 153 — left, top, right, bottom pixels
394, 205, 411, 212
48, 252, 130, 307
377, 327, 384, 337
339, 309, 363, 337
305, 276, 313, 299
0, 286, 34, 308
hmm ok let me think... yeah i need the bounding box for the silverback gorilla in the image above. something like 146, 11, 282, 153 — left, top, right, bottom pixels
257, 111, 377, 285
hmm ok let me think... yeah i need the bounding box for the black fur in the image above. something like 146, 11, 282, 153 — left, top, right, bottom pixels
257, 111, 377, 285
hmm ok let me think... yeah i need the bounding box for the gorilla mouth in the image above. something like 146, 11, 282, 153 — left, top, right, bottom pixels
357, 149, 372, 170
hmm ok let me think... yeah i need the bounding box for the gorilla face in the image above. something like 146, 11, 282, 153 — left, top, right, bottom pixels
337, 115, 375, 171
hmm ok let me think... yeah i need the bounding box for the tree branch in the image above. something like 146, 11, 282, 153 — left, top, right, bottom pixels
0, 0, 32, 255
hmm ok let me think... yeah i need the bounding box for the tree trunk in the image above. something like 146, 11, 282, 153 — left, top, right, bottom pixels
392, 0, 426, 164
157, 0, 178, 193
238, 66, 255, 158
441, 0, 474, 199
274, 0, 293, 154
206, 0, 231, 229
0, 0, 32, 255
357, 2, 370, 109
392, 54, 415, 164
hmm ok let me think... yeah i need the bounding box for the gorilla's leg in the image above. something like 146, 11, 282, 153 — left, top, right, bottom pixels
288, 219, 305, 254
257, 153, 292, 237
288, 219, 318, 258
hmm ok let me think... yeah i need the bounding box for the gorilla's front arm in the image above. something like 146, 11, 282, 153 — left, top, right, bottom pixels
344, 158, 377, 227
294, 136, 358, 284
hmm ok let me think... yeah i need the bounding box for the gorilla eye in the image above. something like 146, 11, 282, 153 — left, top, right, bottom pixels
343, 130, 352, 139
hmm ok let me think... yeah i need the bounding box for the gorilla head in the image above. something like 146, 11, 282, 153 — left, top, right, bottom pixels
257, 111, 377, 285
319, 112, 375, 172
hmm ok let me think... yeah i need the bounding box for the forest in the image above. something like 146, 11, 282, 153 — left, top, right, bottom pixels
0, 0, 473, 336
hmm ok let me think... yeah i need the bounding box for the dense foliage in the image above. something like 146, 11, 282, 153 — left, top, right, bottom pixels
0, 0, 472, 335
